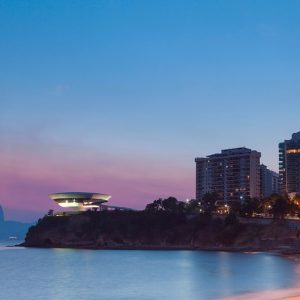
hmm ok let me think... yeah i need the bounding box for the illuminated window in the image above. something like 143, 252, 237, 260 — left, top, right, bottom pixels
287, 149, 300, 154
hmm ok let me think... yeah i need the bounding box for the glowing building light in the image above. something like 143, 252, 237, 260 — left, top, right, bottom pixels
287, 149, 300, 154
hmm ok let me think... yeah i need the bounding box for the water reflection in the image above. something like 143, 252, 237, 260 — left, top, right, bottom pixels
0, 245, 298, 300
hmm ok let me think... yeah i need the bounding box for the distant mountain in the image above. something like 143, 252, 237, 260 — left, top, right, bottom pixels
0, 205, 4, 223
0, 221, 32, 240
0, 205, 33, 240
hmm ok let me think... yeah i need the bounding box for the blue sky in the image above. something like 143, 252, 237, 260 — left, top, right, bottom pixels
0, 0, 300, 221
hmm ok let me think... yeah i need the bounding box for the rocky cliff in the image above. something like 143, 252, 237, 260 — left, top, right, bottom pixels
23, 211, 300, 252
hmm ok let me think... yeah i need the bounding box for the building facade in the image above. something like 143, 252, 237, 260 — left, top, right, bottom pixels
279, 132, 300, 195
260, 164, 279, 199
195, 147, 261, 202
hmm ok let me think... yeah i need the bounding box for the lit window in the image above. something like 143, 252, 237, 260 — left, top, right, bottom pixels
287, 149, 300, 154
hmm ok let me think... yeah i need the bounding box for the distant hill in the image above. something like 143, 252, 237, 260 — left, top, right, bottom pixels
0, 221, 33, 240
0, 205, 4, 223
0, 205, 33, 240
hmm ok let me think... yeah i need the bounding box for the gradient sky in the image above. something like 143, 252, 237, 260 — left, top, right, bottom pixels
1, 0, 300, 222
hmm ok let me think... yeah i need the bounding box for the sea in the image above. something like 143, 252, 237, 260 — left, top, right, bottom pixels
0, 239, 299, 300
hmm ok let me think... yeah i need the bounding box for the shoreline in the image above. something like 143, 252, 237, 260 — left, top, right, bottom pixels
9, 241, 291, 259
19, 243, 300, 255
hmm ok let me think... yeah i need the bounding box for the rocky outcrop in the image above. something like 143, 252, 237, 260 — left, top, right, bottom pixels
22, 211, 300, 252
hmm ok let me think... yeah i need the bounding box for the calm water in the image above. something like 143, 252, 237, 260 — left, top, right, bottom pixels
0, 240, 299, 300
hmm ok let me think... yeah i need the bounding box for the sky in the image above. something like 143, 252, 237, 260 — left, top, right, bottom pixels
1, 0, 300, 222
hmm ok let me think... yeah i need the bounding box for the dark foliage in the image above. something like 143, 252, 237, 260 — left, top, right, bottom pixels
145, 197, 186, 213
262, 194, 299, 219
201, 192, 219, 212
240, 198, 261, 217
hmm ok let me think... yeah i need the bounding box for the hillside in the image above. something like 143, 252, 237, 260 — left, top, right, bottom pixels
23, 211, 300, 252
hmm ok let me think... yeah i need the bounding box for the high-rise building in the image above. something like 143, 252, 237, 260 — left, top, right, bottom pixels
195, 147, 261, 202
279, 132, 300, 195
260, 164, 279, 199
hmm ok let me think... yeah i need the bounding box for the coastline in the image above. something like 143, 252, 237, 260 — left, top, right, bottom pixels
20, 242, 300, 255
19, 241, 300, 268
22, 212, 300, 254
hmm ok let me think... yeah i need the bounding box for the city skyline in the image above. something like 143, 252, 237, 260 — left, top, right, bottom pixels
1, 0, 300, 221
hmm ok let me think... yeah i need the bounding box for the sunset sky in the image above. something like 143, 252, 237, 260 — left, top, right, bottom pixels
1, 0, 300, 221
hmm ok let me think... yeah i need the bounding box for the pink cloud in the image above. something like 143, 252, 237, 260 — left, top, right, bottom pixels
0, 148, 194, 221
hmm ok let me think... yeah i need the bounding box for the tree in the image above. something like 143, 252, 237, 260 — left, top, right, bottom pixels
145, 198, 163, 211
162, 197, 178, 211
184, 199, 200, 213
227, 201, 241, 214
290, 194, 300, 217
201, 192, 219, 212
272, 196, 289, 219
240, 197, 261, 217
264, 194, 291, 219
145, 197, 185, 213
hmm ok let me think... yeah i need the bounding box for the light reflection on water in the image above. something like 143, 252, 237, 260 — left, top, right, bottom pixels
0, 241, 298, 300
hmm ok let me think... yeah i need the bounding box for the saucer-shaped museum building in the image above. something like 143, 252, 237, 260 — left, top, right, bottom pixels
49, 192, 111, 211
